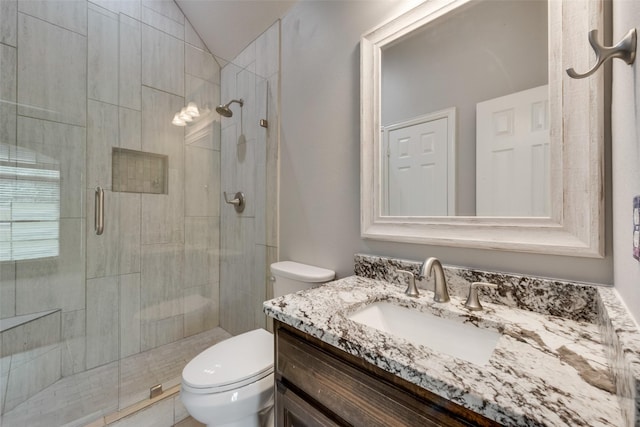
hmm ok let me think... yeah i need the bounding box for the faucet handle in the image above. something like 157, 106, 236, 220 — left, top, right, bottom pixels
464, 282, 498, 311
397, 269, 419, 297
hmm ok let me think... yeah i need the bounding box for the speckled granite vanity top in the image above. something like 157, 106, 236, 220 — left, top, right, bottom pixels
264, 255, 640, 426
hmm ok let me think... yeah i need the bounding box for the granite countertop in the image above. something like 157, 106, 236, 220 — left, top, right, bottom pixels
264, 275, 623, 427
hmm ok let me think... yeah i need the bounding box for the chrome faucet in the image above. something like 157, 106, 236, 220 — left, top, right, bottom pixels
419, 257, 450, 303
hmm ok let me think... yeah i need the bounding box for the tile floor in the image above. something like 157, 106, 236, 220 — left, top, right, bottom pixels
174, 416, 205, 427
0, 327, 231, 427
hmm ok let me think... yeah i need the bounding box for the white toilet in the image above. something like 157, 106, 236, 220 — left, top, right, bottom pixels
180, 261, 335, 427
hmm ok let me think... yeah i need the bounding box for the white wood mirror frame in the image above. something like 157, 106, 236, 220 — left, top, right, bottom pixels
361, 0, 605, 257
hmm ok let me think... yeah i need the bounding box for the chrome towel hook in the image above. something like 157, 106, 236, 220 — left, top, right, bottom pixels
566, 28, 637, 79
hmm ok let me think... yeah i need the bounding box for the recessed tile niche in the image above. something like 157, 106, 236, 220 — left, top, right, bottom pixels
112, 148, 168, 194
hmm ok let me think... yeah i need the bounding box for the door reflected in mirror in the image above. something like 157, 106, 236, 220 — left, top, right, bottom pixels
380, 0, 548, 217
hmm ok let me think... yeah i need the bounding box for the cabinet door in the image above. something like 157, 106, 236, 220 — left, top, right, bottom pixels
276, 381, 342, 427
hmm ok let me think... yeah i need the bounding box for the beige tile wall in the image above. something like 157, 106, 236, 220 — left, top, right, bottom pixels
220, 21, 280, 335
0, 0, 223, 423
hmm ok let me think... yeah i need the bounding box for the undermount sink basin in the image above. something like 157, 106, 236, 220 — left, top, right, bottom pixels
347, 301, 501, 366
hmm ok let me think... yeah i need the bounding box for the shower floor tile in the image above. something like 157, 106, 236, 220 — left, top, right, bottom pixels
0, 327, 231, 427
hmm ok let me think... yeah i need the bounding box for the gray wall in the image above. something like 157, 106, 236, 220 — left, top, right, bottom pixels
279, 0, 613, 286
612, 0, 640, 323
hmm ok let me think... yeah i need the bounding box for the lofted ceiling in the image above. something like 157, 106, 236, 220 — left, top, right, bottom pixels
176, 0, 296, 62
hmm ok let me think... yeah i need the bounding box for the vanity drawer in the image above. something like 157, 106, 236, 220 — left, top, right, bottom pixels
276, 380, 342, 427
275, 323, 496, 427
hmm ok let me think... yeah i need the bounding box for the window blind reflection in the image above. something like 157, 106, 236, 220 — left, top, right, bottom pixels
0, 144, 60, 261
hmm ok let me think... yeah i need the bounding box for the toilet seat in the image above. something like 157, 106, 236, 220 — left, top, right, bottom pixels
182, 329, 274, 395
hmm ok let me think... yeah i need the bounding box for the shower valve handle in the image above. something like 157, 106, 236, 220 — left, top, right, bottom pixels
224, 191, 245, 213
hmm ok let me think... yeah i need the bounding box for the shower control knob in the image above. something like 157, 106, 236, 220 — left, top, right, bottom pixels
223, 191, 245, 213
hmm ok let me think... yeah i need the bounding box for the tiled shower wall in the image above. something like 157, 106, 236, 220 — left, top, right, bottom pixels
0, 0, 221, 415
220, 22, 280, 335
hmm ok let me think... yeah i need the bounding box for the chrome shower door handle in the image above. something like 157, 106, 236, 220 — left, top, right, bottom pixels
95, 186, 104, 235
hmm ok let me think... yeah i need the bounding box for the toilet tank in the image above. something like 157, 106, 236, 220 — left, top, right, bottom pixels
271, 261, 335, 298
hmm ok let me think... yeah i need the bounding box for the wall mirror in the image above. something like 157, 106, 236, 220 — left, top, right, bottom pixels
361, 0, 605, 257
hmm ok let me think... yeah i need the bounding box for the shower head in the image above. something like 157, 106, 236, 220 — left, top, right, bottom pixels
216, 99, 244, 118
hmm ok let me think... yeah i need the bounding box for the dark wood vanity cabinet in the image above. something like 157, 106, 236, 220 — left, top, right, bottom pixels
274, 320, 502, 427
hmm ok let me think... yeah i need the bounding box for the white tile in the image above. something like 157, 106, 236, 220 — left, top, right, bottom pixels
185, 146, 219, 217
119, 192, 141, 275
256, 20, 279, 79
220, 63, 240, 117
220, 217, 254, 334
236, 139, 257, 218
154, 314, 183, 347
16, 218, 85, 314
142, 0, 183, 24
88, 5, 119, 104
111, 393, 174, 427
0, 360, 119, 426
185, 19, 206, 50
17, 116, 86, 218
141, 167, 184, 245
0, 356, 9, 413
86, 188, 120, 279
220, 122, 237, 191
61, 309, 86, 376
185, 78, 220, 151
220, 125, 240, 191
119, 13, 142, 110
1, 310, 60, 357
183, 285, 205, 337
0, 36, 16, 101
173, 395, 190, 424
186, 44, 219, 83
237, 66, 258, 143
206, 281, 219, 329
17, 13, 87, 126
0, 262, 16, 319
3, 344, 61, 412
252, 244, 267, 330
184, 217, 216, 288
141, 85, 184, 161
18, 0, 87, 35
141, 87, 184, 244
141, 5, 183, 39
265, 73, 279, 247
142, 24, 184, 96
0, 0, 17, 46
265, 245, 277, 297
87, 99, 118, 190
255, 79, 268, 246
220, 289, 253, 336
86, 275, 119, 369
119, 107, 141, 150
120, 273, 141, 358
1, 44, 17, 156
140, 243, 184, 329
90, 0, 141, 20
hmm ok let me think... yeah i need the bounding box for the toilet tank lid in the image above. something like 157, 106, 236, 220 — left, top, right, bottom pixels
271, 261, 335, 283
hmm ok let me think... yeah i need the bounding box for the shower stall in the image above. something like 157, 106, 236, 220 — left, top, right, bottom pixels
0, 1, 279, 425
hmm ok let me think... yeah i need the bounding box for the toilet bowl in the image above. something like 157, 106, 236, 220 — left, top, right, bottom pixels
181, 261, 335, 427
181, 328, 274, 427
